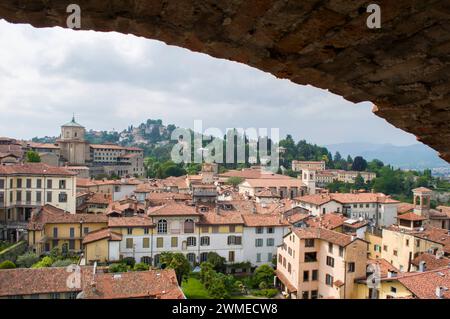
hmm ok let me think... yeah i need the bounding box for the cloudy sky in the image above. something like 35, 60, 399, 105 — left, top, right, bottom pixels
0, 19, 419, 147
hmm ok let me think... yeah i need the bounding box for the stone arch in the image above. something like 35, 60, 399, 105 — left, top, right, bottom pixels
0, 1, 448, 162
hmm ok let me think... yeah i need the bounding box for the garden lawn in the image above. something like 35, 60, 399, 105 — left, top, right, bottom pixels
181, 277, 212, 299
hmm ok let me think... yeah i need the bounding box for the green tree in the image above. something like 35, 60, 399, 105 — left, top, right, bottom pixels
0, 260, 16, 269
109, 263, 128, 273
133, 262, 150, 271
208, 273, 231, 299
252, 264, 275, 288
160, 252, 191, 284
226, 177, 244, 188
25, 151, 41, 163
207, 252, 226, 272
31, 256, 54, 268
354, 174, 366, 190
200, 262, 215, 288
352, 156, 367, 171
16, 252, 39, 268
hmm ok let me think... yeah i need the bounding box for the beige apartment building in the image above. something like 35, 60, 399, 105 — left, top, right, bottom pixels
292, 161, 326, 172
276, 227, 368, 299
0, 163, 77, 241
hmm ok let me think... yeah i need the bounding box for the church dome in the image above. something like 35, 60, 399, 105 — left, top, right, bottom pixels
62, 115, 84, 128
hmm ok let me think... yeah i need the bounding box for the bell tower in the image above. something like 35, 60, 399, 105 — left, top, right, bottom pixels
57, 115, 88, 165
412, 187, 432, 218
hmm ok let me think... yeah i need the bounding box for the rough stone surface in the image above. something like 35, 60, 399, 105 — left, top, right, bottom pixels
0, 0, 449, 162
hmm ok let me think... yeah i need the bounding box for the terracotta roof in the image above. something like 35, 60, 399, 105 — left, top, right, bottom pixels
242, 214, 289, 227
89, 144, 143, 151
397, 202, 415, 214
255, 188, 281, 198
28, 142, 60, 149
396, 212, 427, 221
77, 178, 118, 187
333, 280, 345, 287
198, 212, 244, 225
28, 205, 107, 230
286, 212, 310, 224
242, 178, 304, 188
0, 163, 76, 176
147, 192, 192, 205
295, 192, 399, 205
412, 187, 433, 193
147, 202, 200, 216
306, 213, 346, 230
0, 267, 93, 297
105, 200, 145, 215
83, 228, 122, 244
367, 259, 399, 279
397, 267, 450, 299
86, 193, 112, 205
275, 269, 297, 293
108, 216, 154, 228
411, 253, 450, 271
292, 227, 358, 247
81, 269, 184, 299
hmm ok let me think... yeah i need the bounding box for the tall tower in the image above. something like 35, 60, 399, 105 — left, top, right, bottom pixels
412, 187, 432, 218
302, 169, 316, 195
57, 115, 88, 165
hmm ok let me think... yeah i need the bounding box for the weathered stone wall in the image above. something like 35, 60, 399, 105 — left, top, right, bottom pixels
0, 0, 448, 162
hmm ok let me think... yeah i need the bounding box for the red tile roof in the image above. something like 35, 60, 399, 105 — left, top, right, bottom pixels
242, 214, 289, 227
198, 212, 244, 225
295, 192, 399, 205
28, 205, 107, 230
292, 227, 359, 247
306, 212, 346, 230
81, 269, 184, 299
0, 163, 76, 176
108, 216, 154, 228
411, 252, 450, 271
147, 202, 200, 217
82, 228, 122, 244
396, 212, 427, 221
397, 202, 415, 214
397, 267, 450, 299
0, 267, 94, 297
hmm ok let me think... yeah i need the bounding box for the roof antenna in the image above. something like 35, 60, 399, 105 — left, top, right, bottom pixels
72, 113, 76, 122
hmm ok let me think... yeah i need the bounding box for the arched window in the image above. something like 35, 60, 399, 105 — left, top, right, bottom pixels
187, 237, 196, 247
184, 219, 195, 234
186, 253, 196, 264
141, 256, 152, 265
157, 220, 167, 234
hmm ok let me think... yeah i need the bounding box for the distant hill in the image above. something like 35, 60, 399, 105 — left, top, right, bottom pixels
326, 142, 449, 169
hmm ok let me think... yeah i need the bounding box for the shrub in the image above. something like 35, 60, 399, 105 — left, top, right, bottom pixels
258, 281, 268, 289
121, 257, 136, 267
52, 259, 75, 267
16, 252, 39, 268
253, 288, 278, 298
31, 256, 54, 268
133, 262, 150, 271
109, 263, 128, 273
252, 264, 275, 288
0, 260, 16, 269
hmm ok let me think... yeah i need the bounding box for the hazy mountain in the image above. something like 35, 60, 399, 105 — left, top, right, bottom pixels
326, 142, 450, 169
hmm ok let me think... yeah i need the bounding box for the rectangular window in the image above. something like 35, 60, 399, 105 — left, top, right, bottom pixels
256, 227, 263, 234
36, 179, 42, 188
325, 274, 334, 287
305, 239, 315, 247
127, 228, 132, 235
144, 227, 149, 235
326, 256, 335, 268
267, 227, 274, 234
59, 180, 66, 189
348, 262, 355, 273
26, 179, 32, 188
69, 227, 75, 238
126, 238, 133, 249
17, 179, 22, 188
229, 225, 236, 233
266, 238, 275, 246
393, 250, 398, 256
83, 227, 89, 235
26, 191, 31, 202
304, 252, 317, 262
0, 179, 4, 189
339, 246, 344, 257
328, 242, 333, 254
268, 253, 273, 262
53, 227, 58, 238
47, 191, 52, 202
255, 238, 263, 247
47, 179, 52, 189
312, 269, 318, 281
200, 236, 210, 246
16, 191, 22, 202
383, 245, 388, 252
311, 290, 318, 299
58, 193, 67, 203
228, 251, 235, 262
303, 271, 309, 282
256, 253, 261, 262
143, 237, 150, 248
156, 237, 163, 248
171, 237, 178, 247
302, 291, 309, 299
69, 240, 75, 250
36, 191, 42, 203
